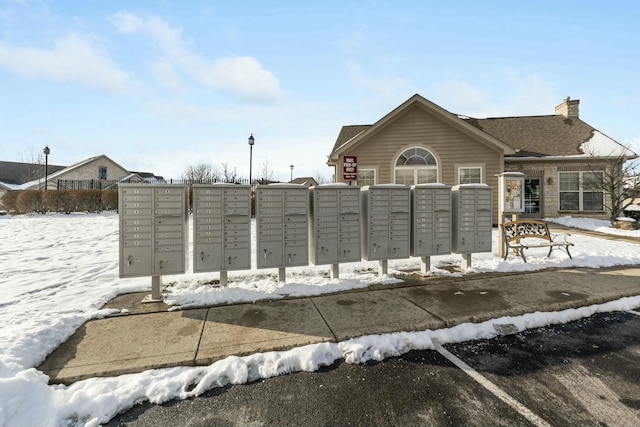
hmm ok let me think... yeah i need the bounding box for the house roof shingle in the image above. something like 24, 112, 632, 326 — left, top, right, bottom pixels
0, 161, 66, 186
462, 115, 595, 157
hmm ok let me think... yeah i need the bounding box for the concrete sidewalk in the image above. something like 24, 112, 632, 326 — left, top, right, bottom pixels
39, 265, 640, 385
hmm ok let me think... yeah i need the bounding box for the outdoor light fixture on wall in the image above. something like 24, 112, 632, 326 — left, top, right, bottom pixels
547, 177, 553, 185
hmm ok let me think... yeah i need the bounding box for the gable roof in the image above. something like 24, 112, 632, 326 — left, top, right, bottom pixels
328, 94, 515, 164
0, 161, 66, 186
328, 94, 516, 164
290, 177, 319, 187
0, 155, 144, 190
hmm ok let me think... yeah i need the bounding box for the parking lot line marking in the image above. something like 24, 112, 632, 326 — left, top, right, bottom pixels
434, 343, 551, 427
628, 310, 640, 316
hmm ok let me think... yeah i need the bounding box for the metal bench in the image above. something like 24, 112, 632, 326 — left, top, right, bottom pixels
500, 220, 574, 263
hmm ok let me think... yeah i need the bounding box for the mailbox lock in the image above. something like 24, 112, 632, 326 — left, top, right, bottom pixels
159, 260, 164, 270
127, 255, 133, 266
200, 251, 205, 261
263, 249, 268, 259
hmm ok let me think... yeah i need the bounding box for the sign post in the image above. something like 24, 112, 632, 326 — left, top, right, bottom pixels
342, 155, 357, 183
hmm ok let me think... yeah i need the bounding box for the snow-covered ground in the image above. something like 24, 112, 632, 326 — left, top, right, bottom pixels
1, 212, 639, 427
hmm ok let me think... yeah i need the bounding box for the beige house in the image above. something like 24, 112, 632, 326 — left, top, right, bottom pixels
327, 94, 637, 222
0, 155, 151, 198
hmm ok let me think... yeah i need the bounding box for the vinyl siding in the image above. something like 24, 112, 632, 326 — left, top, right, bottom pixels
336, 105, 504, 221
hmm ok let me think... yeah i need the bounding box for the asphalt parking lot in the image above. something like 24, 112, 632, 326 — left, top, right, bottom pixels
106, 310, 640, 426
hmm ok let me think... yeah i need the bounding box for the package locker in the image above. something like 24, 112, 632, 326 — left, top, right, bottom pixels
411, 184, 452, 273
309, 184, 361, 277
451, 184, 492, 268
360, 185, 410, 274
256, 184, 309, 281
192, 184, 251, 277
119, 184, 189, 279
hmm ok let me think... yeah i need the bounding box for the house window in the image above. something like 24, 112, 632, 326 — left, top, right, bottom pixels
458, 167, 483, 184
358, 169, 375, 186
559, 171, 604, 211
394, 147, 438, 186
99, 167, 107, 180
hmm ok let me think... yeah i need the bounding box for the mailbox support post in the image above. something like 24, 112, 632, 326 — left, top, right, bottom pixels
330, 263, 339, 280
278, 267, 286, 283
219, 271, 228, 286
461, 254, 472, 270
378, 260, 388, 276
142, 275, 163, 303
420, 256, 430, 275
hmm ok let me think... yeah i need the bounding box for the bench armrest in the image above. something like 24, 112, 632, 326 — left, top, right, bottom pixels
550, 233, 572, 243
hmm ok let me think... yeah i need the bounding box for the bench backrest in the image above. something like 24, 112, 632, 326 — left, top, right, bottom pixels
501, 220, 552, 242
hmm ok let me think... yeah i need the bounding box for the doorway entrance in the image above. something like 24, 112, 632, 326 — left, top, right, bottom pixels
524, 178, 542, 218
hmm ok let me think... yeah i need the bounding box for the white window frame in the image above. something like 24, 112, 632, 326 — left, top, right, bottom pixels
393, 147, 439, 185
357, 169, 376, 186
457, 166, 483, 184
558, 171, 605, 212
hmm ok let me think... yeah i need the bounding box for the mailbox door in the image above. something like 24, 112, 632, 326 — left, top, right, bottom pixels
223, 244, 250, 270
196, 242, 223, 271
258, 240, 283, 268
121, 246, 152, 277
389, 212, 410, 259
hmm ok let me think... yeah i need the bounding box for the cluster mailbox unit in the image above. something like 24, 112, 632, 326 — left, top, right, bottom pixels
256, 184, 309, 282
309, 184, 361, 279
411, 184, 452, 274
192, 184, 252, 285
360, 185, 411, 275
451, 184, 493, 269
118, 181, 496, 295
119, 184, 189, 300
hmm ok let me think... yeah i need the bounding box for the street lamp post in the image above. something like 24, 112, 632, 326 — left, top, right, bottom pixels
290, 164, 294, 182
43, 146, 50, 190
248, 134, 255, 185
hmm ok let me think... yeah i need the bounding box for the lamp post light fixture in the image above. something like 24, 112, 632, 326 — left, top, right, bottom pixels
43, 145, 50, 190
248, 134, 255, 185
290, 164, 294, 182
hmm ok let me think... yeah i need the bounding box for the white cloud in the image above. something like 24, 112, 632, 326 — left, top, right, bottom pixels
110, 11, 282, 102
0, 33, 133, 92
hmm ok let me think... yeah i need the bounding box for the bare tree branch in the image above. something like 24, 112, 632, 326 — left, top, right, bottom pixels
258, 159, 274, 182
181, 163, 220, 183
582, 144, 639, 222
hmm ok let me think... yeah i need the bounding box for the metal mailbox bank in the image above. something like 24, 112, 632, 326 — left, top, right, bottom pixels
256, 184, 309, 282
309, 184, 361, 279
119, 183, 189, 300
192, 184, 251, 285
411, 184, 452, 274
360, 185, 410, 276
451, 184, 492, 269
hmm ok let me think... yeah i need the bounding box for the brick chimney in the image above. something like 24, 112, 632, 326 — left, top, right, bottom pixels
555, 96, 580, 118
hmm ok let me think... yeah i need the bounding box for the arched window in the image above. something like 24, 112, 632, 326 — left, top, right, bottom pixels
394, 147, 438, 185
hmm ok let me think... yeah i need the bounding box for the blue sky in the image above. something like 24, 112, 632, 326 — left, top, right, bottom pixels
1, 0, 639, 182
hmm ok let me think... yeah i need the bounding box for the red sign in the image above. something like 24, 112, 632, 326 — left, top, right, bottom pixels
343, 155, 358, 181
